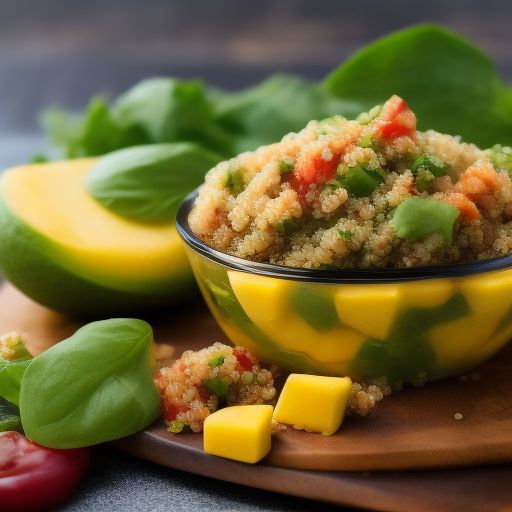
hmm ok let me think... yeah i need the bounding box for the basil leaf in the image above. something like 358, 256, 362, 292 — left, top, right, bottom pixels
86, 142, 222, 222
19, 319, 160, 449
325, 25, 512, 148
214, 74, 352, 154
389, 196, 460, 242
0, 396, 23, 433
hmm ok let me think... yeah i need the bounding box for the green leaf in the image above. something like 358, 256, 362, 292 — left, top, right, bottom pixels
86, 142, 222, 222
0, 359, 31, 407
19, 319, 160, 448
113, 78, 234, 156
325, 25, 512, 148
214, 74, 352, 154
0, 396, 23, 433
389, 196, 460, 242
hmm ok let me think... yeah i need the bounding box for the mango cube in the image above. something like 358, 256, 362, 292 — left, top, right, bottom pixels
203, 405, 273, 463
273, 374, 352, 436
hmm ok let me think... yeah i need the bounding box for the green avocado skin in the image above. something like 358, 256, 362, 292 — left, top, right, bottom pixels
0, 198, 197, 317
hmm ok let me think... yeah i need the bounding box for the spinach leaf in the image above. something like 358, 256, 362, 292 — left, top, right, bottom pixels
0, 396, 23, 433
86, 142, 222, 222
214, 74, 352, 154
325, 25, 512, 148
19, 319, 160, 449
113, 78, 234, 156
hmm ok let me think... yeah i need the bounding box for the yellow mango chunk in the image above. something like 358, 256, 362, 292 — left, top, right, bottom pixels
311, 327, 366, 364
334, 285, 400, 339
429, 315, 497, 361
273, 374, 352, 436
203, 405, 273, 463
228, 271, 293, 323
398, 279, 455, 308
459, 268, 512, 318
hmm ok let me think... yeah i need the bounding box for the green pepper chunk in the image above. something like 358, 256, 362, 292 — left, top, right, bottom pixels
203, 376, 229, 397
221, 167, 245, 197
488, 144, 512, 177
273, 218, 300, 236
279, 160, 295, 174
336, 163, 386, 197
208, 356, 225, 369
389, 196, 460, 242
412, 154, 449, 176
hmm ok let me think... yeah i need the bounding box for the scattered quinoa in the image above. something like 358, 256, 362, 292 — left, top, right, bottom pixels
154, 343, 280, 433
154, 343, 391, 433
189, 95, 512, 269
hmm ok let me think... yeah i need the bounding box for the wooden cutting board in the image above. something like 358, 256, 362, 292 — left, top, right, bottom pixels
1, 282, 512, 510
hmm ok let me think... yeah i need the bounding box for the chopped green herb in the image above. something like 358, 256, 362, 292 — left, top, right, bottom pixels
222, 168, 246, 197
203, 376, 229, 397
279, 160, 295, 174
274, 218, 300, 236
208, 356, 225, 369
337, 229, 354, 240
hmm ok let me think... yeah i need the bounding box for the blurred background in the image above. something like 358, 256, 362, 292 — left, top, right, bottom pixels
1, 0, 512, 167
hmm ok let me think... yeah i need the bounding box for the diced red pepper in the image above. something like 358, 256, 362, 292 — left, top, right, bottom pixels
290, 152, 342, 197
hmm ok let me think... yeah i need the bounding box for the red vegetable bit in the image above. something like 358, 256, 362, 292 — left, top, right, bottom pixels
233, 347, 258, 373
290, 151, 342, 197
162, 400, 189, 422
443, 193, 482, 221
0, 431, 90, 512
375, 95, 416, 141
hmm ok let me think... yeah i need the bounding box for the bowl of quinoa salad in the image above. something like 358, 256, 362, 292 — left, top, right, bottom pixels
176, 95, 512, 386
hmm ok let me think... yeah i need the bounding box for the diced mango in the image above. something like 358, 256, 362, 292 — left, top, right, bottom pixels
228, 271, 293, 323
311, 327, 366, 364
203, 405, 273, 463
398, 279, 455, 308
459, 268, 512, 318
273, 374, 352, 436
334, 285, 400, 340
428, 315, 496, 361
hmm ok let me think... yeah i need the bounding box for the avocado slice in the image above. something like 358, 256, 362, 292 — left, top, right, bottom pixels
0, 159, 196, 316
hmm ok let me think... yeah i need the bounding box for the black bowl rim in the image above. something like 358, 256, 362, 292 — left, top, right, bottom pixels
176, 189, 512, 284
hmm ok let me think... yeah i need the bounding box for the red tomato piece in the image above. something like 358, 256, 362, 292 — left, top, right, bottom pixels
376, 95, 416, 141
233, 347, 257, 373
162, 400, 189, 422
290, 152, 342, 197
0, 431, 90, 512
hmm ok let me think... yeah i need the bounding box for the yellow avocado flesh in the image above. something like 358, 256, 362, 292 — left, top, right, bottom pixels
0, 159, 189, 290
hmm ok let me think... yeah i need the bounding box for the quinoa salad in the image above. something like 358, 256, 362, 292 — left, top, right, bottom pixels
189, 95, 512, 269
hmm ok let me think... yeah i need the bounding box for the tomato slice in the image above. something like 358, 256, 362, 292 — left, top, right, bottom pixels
0, 431, 90, 512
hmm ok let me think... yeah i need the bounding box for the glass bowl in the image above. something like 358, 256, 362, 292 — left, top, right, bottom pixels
176, 190, 512, 386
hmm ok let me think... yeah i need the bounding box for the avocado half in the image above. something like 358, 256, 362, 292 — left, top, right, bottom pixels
0, 158, 196, 316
